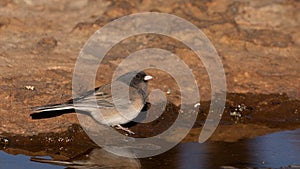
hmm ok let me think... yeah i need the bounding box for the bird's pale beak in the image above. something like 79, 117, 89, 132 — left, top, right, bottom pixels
144, 75, 153, 81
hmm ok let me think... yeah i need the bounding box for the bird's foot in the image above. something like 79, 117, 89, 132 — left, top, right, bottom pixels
114, 125, 135, 135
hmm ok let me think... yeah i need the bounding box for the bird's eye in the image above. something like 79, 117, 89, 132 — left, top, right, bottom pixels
135, 74, 141, 79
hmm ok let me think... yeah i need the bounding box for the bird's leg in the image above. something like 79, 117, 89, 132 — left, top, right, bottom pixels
114, 125, 135, 135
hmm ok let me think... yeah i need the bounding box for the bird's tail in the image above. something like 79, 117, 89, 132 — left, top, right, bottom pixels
31, 157, 75, 167
30, 103, 75, 119
31, 103, 74, 113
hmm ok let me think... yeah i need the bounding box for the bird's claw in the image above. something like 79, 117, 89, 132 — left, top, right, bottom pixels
114, 125, 135, 135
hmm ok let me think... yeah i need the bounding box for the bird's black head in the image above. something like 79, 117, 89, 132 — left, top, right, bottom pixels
116, 71, 152, 89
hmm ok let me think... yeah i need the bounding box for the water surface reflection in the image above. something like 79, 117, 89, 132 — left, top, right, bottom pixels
141, 129, 300, 168
1, 129, 299, 168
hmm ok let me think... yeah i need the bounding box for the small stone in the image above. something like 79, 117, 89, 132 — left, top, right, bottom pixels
166, 89, 171, 95
0, 136, 9, 145
25, 85, 35, 90
194, 102, 200, 108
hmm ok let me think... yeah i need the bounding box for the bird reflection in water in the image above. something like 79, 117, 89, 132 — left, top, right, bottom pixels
31, 148, 141, 169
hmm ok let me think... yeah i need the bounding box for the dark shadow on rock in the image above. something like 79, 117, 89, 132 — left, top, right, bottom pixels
30, 109, 75, 119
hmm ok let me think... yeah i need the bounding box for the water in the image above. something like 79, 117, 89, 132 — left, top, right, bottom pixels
1, 129, 300, 169
0, 152, 63, 169
142, 130, 300, 168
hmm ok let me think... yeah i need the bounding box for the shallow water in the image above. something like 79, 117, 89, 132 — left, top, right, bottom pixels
1, 129, 299, 169
141, 129, 300, 168
0, 152, 63, 169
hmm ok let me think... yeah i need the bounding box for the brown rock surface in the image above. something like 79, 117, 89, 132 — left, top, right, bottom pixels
0, 0, 299, 140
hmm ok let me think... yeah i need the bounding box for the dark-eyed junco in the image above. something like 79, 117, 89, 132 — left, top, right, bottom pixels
31, 71, 152, 134
31, 148, 141, 169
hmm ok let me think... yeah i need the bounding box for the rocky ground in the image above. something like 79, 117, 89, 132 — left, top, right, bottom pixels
0, 0, 299, 148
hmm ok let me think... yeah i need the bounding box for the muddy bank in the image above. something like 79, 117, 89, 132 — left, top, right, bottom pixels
1, 93, 299, 152
1, 92, 299, 168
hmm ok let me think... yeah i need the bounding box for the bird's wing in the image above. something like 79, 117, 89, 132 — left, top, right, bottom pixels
72, 81, 144, 110
72, 85, 115, 108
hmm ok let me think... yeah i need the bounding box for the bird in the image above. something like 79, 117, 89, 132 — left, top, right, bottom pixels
31, 148, 141, 169
31, 71, 153, 134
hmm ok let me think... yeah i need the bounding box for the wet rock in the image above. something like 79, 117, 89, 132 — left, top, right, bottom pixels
0, 136, 9, 146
